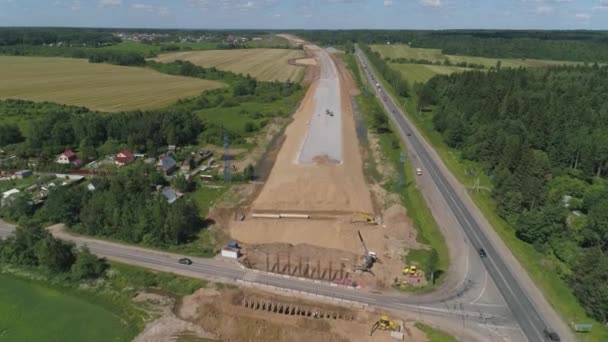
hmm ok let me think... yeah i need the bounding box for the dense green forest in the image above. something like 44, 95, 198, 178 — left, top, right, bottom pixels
419, 65, 608, 323
296, 30, 608, 63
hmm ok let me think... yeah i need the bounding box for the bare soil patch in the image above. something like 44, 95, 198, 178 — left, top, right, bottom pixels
177, 287, 430, 342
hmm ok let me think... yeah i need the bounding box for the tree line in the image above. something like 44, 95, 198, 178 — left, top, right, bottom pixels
0, 27, 120, 47
359, 44, 409, 97
385, 56, 486, 70
295, 30, 608, 63
0, 220, 108, 281
418, 64, 608, 323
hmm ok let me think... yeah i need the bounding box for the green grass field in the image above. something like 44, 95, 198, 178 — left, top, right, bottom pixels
0, 56, 224, 112
389, 63, 467, 84
372, 44, 578, 69
415, 323, 458, 342
152, 48, 306, 82
0, 273, 129, 342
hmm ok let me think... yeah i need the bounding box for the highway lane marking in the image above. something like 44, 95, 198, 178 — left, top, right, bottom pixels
470, 271, 489, 305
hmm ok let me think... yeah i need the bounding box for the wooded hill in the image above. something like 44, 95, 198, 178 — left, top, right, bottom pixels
419, 65, 608, 323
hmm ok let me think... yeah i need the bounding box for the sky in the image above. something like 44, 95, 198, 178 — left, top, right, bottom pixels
0, 0, 607, 30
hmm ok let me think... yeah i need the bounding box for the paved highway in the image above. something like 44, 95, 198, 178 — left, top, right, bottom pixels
355, 47, 563, 342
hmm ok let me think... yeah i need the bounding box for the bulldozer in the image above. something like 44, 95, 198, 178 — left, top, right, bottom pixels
351, 212, 378, 225
370, 315, 398, 336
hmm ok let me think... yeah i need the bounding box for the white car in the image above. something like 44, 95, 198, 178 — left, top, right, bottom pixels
416, 168, 422, 176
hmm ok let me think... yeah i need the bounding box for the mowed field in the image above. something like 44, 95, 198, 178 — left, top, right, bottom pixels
152, 48, 306, 82
0, 274, 129, 341
0, 56, 224, 112
372, 44, 578, 68
389, 63, 467, 84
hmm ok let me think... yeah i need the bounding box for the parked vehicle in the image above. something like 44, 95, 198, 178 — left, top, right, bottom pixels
416, 168, 422, 176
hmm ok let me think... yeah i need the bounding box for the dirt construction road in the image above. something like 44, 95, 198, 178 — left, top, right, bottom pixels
249, 44, 373, 214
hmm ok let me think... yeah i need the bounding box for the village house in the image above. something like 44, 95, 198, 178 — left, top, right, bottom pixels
56, 150, 82, 167
161, 186, 183, 204
158, 155, 177, 176
114, 149, 135, 166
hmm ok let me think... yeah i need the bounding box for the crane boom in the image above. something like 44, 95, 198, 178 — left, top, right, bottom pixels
357, 230, 370, 255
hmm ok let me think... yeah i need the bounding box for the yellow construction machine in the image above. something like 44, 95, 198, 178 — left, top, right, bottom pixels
370, 315, 398, 336
351, 212, 378, 225
402, 265, 417, 275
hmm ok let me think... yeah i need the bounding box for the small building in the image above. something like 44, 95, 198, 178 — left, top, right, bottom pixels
161, 186, 183, 204
180, 158, 193, 173
14, 169, 32, 179
167, 145, 177, 153
221, 247, 240, 259
56, 150, 82, 167
1, 188, 20, 207
158, 155, 177, 175
115, 149, 135, 166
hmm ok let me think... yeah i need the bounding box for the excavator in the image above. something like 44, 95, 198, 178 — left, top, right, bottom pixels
351, 212, 378, 225
370, 315, 398, 336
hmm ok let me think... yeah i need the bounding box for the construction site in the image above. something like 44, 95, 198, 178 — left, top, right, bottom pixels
135, 285, 436, 342
222, 35, 427, 289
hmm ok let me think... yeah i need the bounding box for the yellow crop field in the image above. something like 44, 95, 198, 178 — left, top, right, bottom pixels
372, 44, 578, 68
0, 56, 224, 112
152, 48, 306, 82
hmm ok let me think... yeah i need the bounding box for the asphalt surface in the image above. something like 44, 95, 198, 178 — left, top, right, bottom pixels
354, 48, 554, 342
298, 47, 342, 164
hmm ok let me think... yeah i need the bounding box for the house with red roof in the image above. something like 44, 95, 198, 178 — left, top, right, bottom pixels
115, 149, 135, 166
56, 150, 82, 167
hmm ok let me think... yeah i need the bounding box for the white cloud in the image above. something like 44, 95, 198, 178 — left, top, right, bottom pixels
524, 0, 572, 2
575, 13, 591, 19
188, 0, 277, 10
419, 0, 443, 8
274, 13, 281, 17
98, 0, 122, 8
384, 0, 393, 7
131, 3, 171, 15
593, 0, 608, 12
533, 5, 555, 14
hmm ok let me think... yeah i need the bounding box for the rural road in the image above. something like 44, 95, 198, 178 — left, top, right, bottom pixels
355, 46, 572, 342
0, 220, 518, 341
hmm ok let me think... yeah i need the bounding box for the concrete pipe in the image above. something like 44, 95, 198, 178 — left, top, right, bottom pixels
252, 213, 281, 219
279, 213, 310, 219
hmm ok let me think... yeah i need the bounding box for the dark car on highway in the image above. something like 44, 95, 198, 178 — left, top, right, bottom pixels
478, 248, 487, 258
178, 258, 193, 265
543, 329, 560, 341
